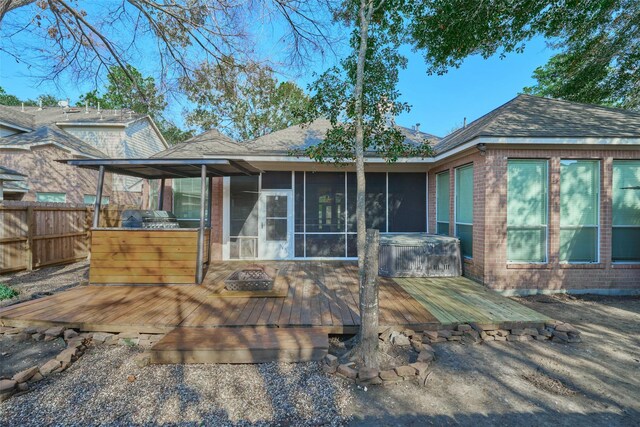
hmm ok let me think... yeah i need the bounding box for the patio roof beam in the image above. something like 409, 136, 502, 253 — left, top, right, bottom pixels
92, 165, 105, 228
196, 164, 207, 284
228, 160, 254, 176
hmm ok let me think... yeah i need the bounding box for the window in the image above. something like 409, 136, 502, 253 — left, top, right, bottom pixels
455, 164, 473, 258
173, 178, 209, 221
149, 180, 160, 209
36, 192, 66, 203
436, 171, 450, 235
612, 160, 640, 262
559, 160, 599, 263
83, 195, 110, 205
507, 160, 548, 263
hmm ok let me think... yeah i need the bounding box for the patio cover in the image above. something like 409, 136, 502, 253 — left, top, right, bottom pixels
60, 158, 261, 179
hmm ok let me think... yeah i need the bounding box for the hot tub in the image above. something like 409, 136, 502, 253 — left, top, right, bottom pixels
378, 233, 461, 278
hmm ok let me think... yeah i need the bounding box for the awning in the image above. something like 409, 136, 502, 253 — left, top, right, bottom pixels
60, 158, 262, 179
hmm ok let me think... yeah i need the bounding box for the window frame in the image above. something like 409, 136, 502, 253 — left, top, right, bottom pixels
83, 194, 110, 206
435, 170, 450, 236
559, 159, 601, 264
611, 160, 640, 264
454, 163, 474, 259
505, 159, 549, 264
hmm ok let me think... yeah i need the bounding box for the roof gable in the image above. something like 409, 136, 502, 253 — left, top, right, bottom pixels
435, 95, 640, 154
0, 125, 109, 158
0, 105, 35, 131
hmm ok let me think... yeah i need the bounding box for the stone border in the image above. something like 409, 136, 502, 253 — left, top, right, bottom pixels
323, 328, 436, 387
0, 326, 90, 401
423, 321, 582, 344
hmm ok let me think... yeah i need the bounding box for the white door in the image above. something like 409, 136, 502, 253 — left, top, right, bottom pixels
258, 190, 293, 259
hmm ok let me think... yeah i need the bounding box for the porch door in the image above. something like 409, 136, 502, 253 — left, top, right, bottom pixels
258, 190, 293, 259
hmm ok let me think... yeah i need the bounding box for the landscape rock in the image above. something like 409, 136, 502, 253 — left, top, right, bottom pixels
29, 372, 44, 383
390, 333, 411, 347
12, 366, 39, 383
457, 324, 472, 332
134, 353, 151, 368
324, 354, 339, 368
378, 327, 394, 342
44, 326, 65, 337
127, 375, 136, 383
394, 365, 417, 378
92, 332, 115, 344
422, 330, 438, 340
39, 359, 62, 376
552, 331, 570, 342
13, 332, 32, 342
402, 329, 416, 338
494, 336, 507, 341
379, 370, 402, 382
63, 329, 79, 340
0, 379, 17, 402
417, 350, 435, 363
506, 334, 532, 342
16, 382, 29, 392
555, 323, 579, 333
56, 348, 78, 364
337, 364, 358, 380
438, 329, 452, 338
409, 362, 430, 376
357, 376, 382, 386
31, 333, 45, 341
358, 368, 379, 381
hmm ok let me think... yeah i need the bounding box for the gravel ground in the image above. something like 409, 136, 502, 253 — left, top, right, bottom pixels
0, 261, 88, 307
0, 345, 353, 426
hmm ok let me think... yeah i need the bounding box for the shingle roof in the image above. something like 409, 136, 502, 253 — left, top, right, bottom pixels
0, 125, 109, 158
158, 119, 440, 159
435, 94, 640, 154
0, 166, 27, 180
0, 105, 35, 131
2, 105, 145, 126
152, 129, 240, 158
244, 119, 439, 154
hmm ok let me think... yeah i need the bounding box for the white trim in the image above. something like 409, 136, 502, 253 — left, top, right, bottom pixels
435, 170, 450, 234
425, 172, 429, 233
558, 159, 601, 264
505, 158, 550, 264
476, 136, 640, 146
222, 176, 230, 260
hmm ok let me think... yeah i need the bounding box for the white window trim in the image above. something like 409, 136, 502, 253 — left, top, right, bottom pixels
559, 159, 601, 264
611, 160, 640, 264
506, 159, 550, 265
454, 164, 474, 259
435, 170, 450, 236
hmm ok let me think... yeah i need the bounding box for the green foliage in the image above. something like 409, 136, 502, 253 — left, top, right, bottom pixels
0, 284, 18, 301
182, 57, 311, 141
299, 4, 434, 164
409, 0, 639, 109
0, 87, 59, 107
157, 119, 196, 145
0, 87, 21, 106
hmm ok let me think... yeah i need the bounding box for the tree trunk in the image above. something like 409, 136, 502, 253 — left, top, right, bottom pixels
353, 0, 379, 369
360, 229, 380, 367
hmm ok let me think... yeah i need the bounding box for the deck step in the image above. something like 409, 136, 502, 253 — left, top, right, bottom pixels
149, 327, 329, 364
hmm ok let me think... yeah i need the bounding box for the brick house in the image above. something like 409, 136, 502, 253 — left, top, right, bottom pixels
67, 95, 640, 294
0, 104, 168, 205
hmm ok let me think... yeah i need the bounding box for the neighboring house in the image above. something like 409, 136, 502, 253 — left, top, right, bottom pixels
0, 166, 26, 202
146, 95, 639, 294
0, 104, 168, 205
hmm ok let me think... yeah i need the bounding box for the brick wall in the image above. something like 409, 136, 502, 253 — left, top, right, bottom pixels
482, 147, 640, 294
0, 146, 113, 203
428, 151, 486, 282
209, 177, 223, 261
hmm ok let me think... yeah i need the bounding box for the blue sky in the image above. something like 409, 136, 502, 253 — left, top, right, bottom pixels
0, 23, 557, 138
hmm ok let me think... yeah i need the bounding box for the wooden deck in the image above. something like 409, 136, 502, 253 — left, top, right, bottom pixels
0, 261, 550, 334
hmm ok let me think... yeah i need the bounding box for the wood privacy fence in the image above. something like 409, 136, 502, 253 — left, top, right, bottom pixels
0, 203, 127, 274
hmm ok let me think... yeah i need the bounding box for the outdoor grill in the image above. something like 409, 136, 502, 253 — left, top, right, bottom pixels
121, 209, 180, 229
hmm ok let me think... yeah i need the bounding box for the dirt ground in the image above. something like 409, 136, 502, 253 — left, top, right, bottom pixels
347, 294, 640, 426
0, 335, 66, 378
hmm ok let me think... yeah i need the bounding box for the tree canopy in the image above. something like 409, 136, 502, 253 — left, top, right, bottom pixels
183, 58, 311, 141
0, 86, 59, 107
410, 0, 638, 109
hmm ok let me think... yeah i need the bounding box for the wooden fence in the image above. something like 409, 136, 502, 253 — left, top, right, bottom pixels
0, 203, 127, 274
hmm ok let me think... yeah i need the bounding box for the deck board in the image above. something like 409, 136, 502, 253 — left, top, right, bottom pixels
0, 261, 549, 333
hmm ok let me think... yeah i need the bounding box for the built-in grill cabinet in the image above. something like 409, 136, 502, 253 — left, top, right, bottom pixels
121, 210, 180, 229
